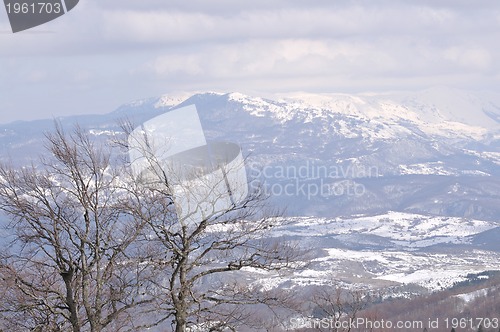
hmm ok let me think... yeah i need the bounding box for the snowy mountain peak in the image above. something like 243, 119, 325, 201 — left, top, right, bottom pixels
153, 93, 192, 108
222, 89, 500, 140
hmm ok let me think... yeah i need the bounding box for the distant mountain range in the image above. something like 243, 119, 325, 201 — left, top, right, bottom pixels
2, 87, 499, 220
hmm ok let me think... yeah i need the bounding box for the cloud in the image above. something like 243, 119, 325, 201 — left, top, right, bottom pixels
444, 47, 492, 70
0, 1, 499, 122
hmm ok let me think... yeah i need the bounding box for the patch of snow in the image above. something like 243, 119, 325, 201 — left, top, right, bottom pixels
454, 288, 488, 303
88, 129, 122, 136
399, 162, 459, 176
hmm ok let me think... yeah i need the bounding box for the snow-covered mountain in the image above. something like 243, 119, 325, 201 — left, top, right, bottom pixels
116, 87, 500, 220
1, 87, 499, 292
1, 87, 500, 220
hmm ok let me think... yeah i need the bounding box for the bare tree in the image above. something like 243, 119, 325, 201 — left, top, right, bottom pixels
308, 284, 372, 332
122, 120, 305, 332
0, 120, 305, 332
0, 124, 154, 332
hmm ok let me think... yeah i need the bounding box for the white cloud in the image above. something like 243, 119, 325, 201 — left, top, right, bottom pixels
150, 54, 204, 76
444, 47, 492, 70
1, 1, 500, 122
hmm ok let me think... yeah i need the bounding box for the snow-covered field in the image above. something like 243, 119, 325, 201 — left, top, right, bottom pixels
253, 212, 500, 293
273, 211, 497, 248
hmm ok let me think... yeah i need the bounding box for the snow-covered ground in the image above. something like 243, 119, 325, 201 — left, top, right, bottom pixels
252, 212, 500, 293
273, 211, 497, 248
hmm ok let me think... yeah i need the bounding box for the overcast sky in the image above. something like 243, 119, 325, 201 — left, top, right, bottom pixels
1, 1, 499, 123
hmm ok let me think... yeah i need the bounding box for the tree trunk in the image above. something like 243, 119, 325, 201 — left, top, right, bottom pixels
174, 272, 188, 332
62, 269, 81, 332
175, 312, 187, 332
